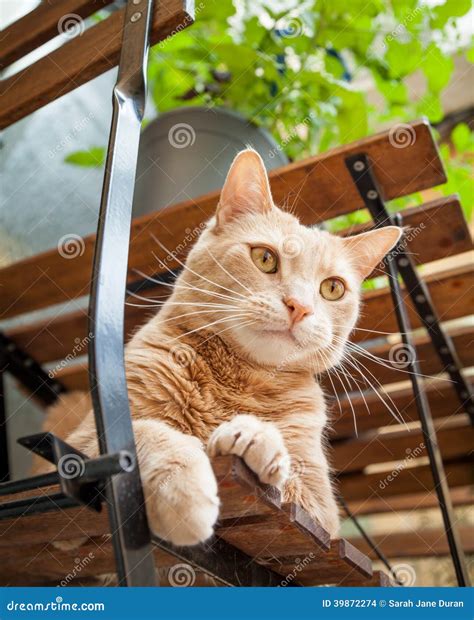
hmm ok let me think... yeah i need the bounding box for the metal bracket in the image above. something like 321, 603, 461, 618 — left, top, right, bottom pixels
345, 152, 471, 587
0, 331, 65, 406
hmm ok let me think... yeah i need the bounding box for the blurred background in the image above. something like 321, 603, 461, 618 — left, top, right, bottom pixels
1, 0, 473, 586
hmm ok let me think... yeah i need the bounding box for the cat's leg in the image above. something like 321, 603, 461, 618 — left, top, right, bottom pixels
207, 413, 290, 489
67, 416, 219, 546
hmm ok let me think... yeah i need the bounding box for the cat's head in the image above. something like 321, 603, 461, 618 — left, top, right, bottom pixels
168, 149, 402, 372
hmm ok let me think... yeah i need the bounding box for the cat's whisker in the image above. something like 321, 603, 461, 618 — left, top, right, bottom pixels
132, 268, 246, 305
313, 349, 343, 418
155, 307, 252, 326
171, 313, 255, 343
320, 348, 359, 437
197, 319, 258, 348
150, 234, 249, 302
205, 247, 255, 296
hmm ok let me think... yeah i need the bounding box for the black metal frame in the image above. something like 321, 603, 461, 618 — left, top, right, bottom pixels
345, 153, 471, 587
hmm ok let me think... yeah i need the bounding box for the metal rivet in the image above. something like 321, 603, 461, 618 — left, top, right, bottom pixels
398, 258, 409, 267
448, 365, 456, 372
460, 391, 468, 399
132, 0, 141, 3
440, 346, 449, 355
130, 11, 141, 22
353, 161, 365, 172
7, 343, 15, 352
425, 314, 435, 323
24, 359, 33, 367
367, 190, 378, 199
415, 294, 425, 303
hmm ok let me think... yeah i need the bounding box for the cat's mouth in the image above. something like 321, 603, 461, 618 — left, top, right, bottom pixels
261, 327, 298, 343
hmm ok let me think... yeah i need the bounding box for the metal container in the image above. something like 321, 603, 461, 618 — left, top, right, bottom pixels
132, 106, 289, 217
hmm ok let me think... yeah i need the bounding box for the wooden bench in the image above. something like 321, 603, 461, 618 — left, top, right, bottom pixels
0, 0, 472, 588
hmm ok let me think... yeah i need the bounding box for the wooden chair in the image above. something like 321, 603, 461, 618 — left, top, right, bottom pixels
0, 0, 472, 587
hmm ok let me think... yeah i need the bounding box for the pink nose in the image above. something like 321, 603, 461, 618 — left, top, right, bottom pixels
283, 297, 313, 325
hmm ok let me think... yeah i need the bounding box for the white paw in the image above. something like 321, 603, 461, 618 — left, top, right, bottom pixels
145, 439, 220, 547
207, 414, 290, 489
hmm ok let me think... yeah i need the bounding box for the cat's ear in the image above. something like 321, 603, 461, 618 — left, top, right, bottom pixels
342, 226, 403, 280
215, 149, 274, 228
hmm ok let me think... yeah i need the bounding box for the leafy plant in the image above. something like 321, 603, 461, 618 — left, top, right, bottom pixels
66, 0, 473, 224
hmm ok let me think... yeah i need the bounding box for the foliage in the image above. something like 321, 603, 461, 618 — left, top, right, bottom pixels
66, 0, 473, 225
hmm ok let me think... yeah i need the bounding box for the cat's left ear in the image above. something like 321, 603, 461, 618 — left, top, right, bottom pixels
215, 149, 274, 229
342, 226, 404, 280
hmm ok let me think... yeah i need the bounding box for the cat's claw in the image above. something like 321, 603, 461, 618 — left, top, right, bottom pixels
207, 414, 290, 489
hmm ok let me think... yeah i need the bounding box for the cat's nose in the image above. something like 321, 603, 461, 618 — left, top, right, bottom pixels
283, 297, 313, 325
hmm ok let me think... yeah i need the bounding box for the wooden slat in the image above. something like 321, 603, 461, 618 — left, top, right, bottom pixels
355, 262, 474, 342
6, 224, 471, 370
347, 486, 473, 516
0, 0, 114, 69
338, 459, 473, 501
349, 527, 474, 559
332, 422, 474, 474
0, 121, 445, 318
331, 377, 471, 439
0, 0, 194, 129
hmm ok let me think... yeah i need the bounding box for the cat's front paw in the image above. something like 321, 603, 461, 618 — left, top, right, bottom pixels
145, 438, 220, 546
207, 414, 290, 489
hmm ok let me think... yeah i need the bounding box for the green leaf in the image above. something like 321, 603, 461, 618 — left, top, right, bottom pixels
64, 147, 105, 167
431, 0, 471, 28
421, 43, 453, 92
451, 123, 474, 153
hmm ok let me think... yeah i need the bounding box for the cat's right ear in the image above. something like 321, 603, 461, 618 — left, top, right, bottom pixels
214, 149, 274, 230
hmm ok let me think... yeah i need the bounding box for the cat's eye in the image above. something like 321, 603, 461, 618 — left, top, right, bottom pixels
251, 247, 278, 274
320, 277, 346, 301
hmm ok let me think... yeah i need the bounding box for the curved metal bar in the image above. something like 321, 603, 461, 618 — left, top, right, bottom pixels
88, 0, 156, 586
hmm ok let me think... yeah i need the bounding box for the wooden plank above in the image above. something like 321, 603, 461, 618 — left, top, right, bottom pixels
0, 0, 194, 129
0, 0, 114, 70
349, 527, 474, 559
338, 459, 473, 501
331, 377, 471, 439
332, 421, 474, 475
0, 121, 446, 319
